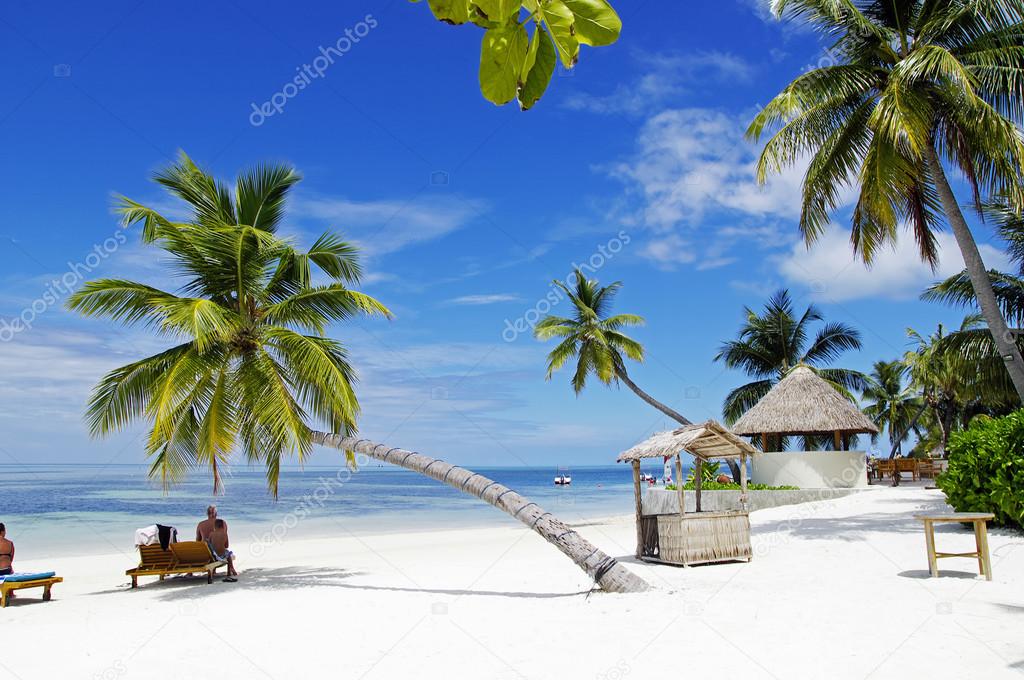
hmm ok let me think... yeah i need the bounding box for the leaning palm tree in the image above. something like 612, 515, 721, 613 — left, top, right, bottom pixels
535, 270, 692, 425
749, 0, 1024, 400
67, 153, 648, 593
715, 289, 866, 425
861, 360, 923, 456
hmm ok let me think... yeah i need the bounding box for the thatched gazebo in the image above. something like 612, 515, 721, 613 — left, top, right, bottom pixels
732, 365, 878, 450
617, 421, 757, 566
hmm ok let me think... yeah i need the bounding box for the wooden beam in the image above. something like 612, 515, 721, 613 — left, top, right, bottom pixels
631, 460, 643, 558
740, 452, 748, 497
761, 432, 768, 452
694, 458, 703, 513
833, 430, 841, 451
675, 454, 685, 518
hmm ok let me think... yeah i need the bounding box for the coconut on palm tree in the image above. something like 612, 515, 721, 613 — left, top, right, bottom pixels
749, 0, 1024, 400
715, 289, 866, 430
861, 360, 923, 456
67, 153, 648, 593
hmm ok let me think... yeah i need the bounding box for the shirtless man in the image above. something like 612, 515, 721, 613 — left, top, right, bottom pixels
208, 519, 238, 582
0, 523, 14, 576
196, 505, 227, 542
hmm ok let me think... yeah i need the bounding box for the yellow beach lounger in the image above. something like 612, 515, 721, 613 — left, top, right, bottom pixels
126, 541, 226, 588
0, 573, 63, 608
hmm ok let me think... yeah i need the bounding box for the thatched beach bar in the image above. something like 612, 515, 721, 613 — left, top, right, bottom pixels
617, 421, 757, 567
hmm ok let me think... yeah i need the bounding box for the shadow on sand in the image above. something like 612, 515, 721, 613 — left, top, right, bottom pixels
897, 569, 982, 580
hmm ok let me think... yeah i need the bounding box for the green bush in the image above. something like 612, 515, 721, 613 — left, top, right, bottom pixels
938, 409, 1024, 529
664, 481, 798, 491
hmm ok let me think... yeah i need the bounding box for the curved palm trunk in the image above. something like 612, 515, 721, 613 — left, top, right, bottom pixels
311, 432, 650, 594
925, 146, 1024, 401
614, 365, 742, 483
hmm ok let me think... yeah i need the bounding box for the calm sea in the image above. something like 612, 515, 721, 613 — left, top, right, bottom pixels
0, 462, 680, 558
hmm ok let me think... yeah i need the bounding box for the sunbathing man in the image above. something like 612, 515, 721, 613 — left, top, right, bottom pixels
0, 523, 14, 576
196, 505, 227, 542
207, 519, 238, 583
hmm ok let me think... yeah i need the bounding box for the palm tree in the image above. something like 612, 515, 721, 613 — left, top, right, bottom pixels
904, 323, 975, 454
535, 270, 692, 426
748, 0, 1024, 401
533, 271, 738, 479
67, 153, 648, 593
715, 290, 866, 427
861, 360, 922, 456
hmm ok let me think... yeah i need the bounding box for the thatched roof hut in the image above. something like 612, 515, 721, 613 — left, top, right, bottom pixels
732, 365, 877, 450
617, 420, 758, 462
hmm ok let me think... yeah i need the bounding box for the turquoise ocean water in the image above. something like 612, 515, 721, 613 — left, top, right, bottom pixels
1, 462, 680, 558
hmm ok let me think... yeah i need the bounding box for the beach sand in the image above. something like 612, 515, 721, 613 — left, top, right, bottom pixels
2, 486, 1022, 680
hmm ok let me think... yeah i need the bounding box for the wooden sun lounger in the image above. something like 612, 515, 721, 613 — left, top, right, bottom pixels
1, 576, 63, 608
126, 541, 226, 588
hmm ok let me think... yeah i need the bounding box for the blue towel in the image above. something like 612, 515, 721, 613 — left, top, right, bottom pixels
0, 572, 56, 583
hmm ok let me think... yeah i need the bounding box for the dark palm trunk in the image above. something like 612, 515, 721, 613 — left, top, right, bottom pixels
311, 432, 650, 594
925, 146, 1024, 401
613, 364, 743, 483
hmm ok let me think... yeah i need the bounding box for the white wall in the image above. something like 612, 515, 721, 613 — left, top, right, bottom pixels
752, 451, 868, 489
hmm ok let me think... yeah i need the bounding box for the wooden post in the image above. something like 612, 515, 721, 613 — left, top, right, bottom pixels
833, 430, 841, 451
739, 453, 748, 509
694, 457, 703, 513
675, 454, 685, 517
761, 432, 768, 452
631, 460, 643, 558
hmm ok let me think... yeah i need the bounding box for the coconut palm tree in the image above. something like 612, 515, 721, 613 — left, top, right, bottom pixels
534, 270, 692, 425
861, 360, 922, 456
67, 153, 649, 593
748, 0, 1024, 401
904, 322, 976, 454
715, 289, 866, 425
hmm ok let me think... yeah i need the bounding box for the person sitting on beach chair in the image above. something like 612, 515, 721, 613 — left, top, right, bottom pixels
0, 523, 14, 577
196, 505, 228, 542
207, 519, 238, 583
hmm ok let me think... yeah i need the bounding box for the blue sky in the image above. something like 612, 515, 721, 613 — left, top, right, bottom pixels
0, 1, 1009, 470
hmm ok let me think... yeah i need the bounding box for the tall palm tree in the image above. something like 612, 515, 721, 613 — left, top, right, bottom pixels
715, 289, 866, 425
904, 322, 975, 453
861, 360, 922, 456
535, 270, 692, 425
748, 0, 1024, 401
67, 153, 648, 593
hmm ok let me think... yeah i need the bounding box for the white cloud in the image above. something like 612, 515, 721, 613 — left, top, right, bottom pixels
637, 234, 697, 268
293, 194, 486, 256
563, 51, 753, 116
446, 294, 524, 306
778, 227, 1013, 302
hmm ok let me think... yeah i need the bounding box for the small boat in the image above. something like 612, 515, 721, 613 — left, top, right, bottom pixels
554, 468, 572, 485
639, 472, 656, 483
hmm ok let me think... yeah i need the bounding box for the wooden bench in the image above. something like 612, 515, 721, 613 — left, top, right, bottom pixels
126, 541, 226, 588
915, 513, 994, 580
0, 576, 63, 608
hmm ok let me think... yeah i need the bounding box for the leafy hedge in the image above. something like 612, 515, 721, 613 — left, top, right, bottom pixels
665, 481, 798, 491
938, 410, 1024, 529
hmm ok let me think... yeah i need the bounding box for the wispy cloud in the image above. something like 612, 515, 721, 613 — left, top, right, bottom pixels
778, 226, 1012, 302
292, 194, 486, 256
563, 51, 753, 116
445, 294, 524, 306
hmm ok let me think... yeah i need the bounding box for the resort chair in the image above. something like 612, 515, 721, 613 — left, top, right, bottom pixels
918, 459, 938, 480
0, 573, 63, 608
876, 459, 896, 480
126, 541, 226, 588
896, 458, 920, 481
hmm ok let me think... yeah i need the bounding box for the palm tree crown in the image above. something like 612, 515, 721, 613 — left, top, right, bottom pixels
67, 152, 391, 496
861, 359, 922, 455
716, 289, 866, 423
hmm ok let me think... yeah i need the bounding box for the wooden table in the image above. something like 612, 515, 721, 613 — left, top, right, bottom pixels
914, 513, 994, 580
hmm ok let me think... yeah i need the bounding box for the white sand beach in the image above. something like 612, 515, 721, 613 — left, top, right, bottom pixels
3, 486, 1022, 680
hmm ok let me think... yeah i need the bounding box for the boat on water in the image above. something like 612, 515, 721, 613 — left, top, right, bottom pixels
554, 468, 572, 485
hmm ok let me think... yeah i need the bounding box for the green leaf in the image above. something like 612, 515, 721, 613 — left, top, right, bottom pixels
562, 0, 620, 46
479, 23, 530, 105
426, 0, 474, 24
541, 0, 578, 68
472, 0, 520, 23
519, 25, 556, 110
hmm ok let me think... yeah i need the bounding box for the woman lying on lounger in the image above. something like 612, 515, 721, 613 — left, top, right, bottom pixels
0, 523, 14, 577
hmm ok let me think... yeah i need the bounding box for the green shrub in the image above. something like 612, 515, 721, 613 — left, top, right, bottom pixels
938, 409, 1024, 529
664, 481, 798, 491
